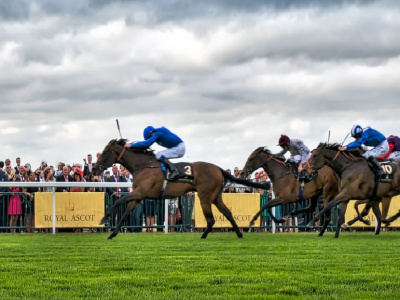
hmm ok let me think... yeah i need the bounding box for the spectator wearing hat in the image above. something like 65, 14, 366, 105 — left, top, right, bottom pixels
70, 168, 85, 193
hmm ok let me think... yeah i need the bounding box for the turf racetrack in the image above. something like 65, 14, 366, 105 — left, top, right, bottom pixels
1, 232, 400, 299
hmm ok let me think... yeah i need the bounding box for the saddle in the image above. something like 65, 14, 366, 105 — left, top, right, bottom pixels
368, 160, 397, 183
287, 161, 317, 183
161, 162, 194, 184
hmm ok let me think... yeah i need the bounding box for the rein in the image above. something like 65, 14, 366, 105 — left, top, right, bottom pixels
333, 150, 360, 162
266, 155, 287, 166
117, 147, 126, 161
115, 146, 161, 173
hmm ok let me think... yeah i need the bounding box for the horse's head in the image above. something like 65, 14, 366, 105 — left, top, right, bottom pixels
92, 139, 127, 175
239, 147, 271, 179
308, 142, 340, 171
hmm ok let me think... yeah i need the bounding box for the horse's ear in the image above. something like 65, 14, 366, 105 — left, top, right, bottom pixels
262, 147, 270, 154
116, 139, 127, 146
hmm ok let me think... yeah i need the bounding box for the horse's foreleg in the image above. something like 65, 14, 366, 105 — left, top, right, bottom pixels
100, 192, 137, 225
107, 200, 140, 240
289, 197, 318, 217
249, 198, 287, 227
371, 200, 382, 235
334, 201, 349, 238
307, 190, 349, 227
318, 209, 331, 237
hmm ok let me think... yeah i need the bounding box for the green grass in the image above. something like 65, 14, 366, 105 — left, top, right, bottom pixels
1, 232, 400, 299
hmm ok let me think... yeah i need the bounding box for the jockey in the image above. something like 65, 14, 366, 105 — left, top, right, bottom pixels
276, 134, 311, 173
124, 126, 185, 180
339, 125, 388, 176
377, 135, 400, 162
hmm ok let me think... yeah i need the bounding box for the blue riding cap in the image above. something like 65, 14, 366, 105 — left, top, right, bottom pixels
351, 125, 363, 137
143, 126, 156, 139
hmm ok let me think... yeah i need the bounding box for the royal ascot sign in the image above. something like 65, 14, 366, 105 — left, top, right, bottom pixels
35, 193, 105, 228
194, 193, 261, 227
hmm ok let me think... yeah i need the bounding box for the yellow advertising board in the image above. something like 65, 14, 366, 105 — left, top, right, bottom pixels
194, 193, 261, 228
345, 195, 400, 227
35, 193, 105, 228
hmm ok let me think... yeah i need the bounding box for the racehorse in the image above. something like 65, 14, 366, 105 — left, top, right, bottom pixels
92, 139, 271, 240
306, 143, 400, 234
239, 147, 341, 237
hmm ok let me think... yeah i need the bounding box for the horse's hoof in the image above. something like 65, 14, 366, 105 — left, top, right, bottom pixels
364, 220, 371, 226
341, 223, 349, 229
306, 222, 313, 228
107, 236, 113, 240
99, 216, 108, 225
238, 233, 243, 238
249, 221, 254, 227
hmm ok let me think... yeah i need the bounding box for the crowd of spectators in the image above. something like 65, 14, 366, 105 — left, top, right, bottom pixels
0, 155, 290, 234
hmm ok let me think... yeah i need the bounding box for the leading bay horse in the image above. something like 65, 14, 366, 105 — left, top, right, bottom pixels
306, 143, 400, 233
92, 139, 271, 240
239, 147, 342, 237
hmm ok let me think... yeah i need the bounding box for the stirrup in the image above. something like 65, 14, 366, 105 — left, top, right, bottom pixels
167, 170, 179, 180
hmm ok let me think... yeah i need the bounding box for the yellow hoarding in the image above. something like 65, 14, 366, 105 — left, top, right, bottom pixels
194, 193, 261, 228
345, 195, 400, 227
35, 193, 105, 228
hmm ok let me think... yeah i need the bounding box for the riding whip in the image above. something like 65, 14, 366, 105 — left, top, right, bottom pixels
116, 119, 123, 139
327, 130, 331, 144
341, 133, 349, 146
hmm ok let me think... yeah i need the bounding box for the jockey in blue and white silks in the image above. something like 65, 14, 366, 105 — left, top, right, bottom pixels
124, 126, 185, 179
339, 125, 388, 176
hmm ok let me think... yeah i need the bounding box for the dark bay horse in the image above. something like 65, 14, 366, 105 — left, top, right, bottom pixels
306, 143, 400, 234
92, 139, 271, 240
239, 147, 341, 237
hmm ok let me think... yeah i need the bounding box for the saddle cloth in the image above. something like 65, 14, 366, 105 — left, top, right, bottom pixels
161, 162, 194, 183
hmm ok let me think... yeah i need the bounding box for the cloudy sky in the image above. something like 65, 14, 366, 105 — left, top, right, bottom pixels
1, 0, 400, 172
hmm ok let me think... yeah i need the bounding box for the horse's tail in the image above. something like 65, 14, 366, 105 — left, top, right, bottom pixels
219, 167, 271, 190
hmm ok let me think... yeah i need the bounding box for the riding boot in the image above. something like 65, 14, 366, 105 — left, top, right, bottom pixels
368, 156, 384, 177
161, 157, 179, 180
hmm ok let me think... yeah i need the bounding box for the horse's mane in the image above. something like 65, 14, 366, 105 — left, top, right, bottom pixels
320, 142, 364, 158
107, 139, 156, 156
260, 146, 286, 161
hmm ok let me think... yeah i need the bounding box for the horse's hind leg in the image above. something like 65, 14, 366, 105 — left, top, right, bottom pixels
107, 200, 140, 240
344, 200, 372, 228
199, 202, 215, 239
213, 193, 242, 238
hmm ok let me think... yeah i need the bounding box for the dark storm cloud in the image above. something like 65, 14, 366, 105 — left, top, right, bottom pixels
1, 0, 399, 169
0, 0, 383, 22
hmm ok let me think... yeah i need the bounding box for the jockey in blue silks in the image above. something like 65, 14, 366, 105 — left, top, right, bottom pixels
339, 125, 388, 176
124, 126, 185, 180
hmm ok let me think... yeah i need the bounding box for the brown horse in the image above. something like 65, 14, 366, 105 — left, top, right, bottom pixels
92, 139, 271, 240
239, 147, 341, 237
306, 143, 400, 234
